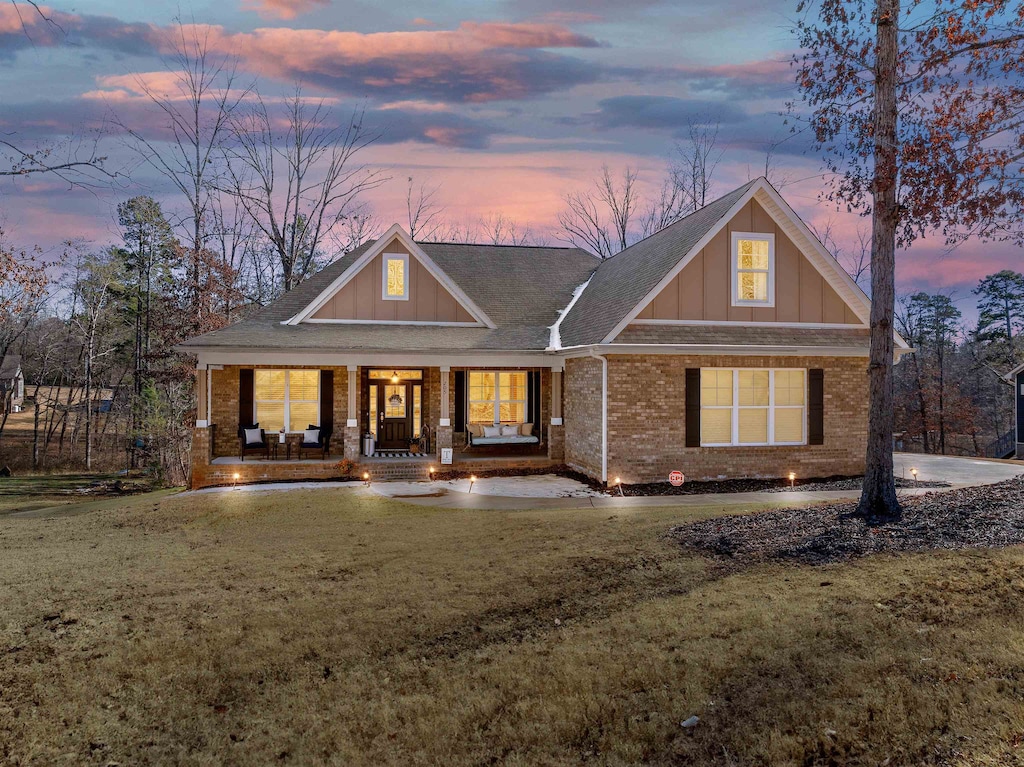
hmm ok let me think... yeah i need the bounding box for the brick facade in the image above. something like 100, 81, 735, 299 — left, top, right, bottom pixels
565, 354, 867, 484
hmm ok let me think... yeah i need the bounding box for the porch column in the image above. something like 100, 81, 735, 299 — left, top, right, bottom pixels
548, 363, 565, 461
195, 366, 209, 427
437, 365, 453, 459
344, 365, 360, 460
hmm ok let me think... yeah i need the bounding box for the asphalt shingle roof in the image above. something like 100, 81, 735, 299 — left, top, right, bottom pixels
557, 179, 759, 347
0, 354, 21, 379
180, 241, 599, 352
611, 325, 870, 348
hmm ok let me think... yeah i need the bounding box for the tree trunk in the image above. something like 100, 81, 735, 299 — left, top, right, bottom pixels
857, 0, 901, 521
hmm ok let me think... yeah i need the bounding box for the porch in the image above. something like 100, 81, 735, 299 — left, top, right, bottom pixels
190, 361, 566, 489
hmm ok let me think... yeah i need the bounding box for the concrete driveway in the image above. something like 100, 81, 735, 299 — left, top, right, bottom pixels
892, 453, 1024, 487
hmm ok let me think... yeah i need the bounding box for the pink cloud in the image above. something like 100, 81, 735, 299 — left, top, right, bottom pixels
240, 0, 329, 21
148, 21, 601, 102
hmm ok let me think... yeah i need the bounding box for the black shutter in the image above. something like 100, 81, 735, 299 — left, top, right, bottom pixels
808, 368, 824, 445
454, 371, 466, 431
528, 371, 541, 432
1016, 372, 1023, 442
320, 370, 334, 434
685, 368, 700, 447
238, 368, 254, 432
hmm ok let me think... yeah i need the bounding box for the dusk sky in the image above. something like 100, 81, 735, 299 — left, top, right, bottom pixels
0, 0, 1019, 321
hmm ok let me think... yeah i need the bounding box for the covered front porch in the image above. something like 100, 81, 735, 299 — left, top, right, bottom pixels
190, 357, 566, 489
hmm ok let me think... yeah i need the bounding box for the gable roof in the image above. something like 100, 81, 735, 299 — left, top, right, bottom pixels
179, 238, 599, 352
289, 224, 494, 327
0, 354, 21, 379
556, 177, 886, 348
556, 179, 760, 347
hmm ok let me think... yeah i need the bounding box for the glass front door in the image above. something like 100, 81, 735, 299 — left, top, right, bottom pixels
377, 382, 411, 449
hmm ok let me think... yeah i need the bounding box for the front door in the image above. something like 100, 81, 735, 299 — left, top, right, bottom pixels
377, 382, 411, 449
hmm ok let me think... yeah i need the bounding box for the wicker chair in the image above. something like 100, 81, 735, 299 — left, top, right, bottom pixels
298, 424, 332, 459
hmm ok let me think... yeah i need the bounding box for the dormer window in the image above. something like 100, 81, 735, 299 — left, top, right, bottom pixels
731, 232, 775, 307
383, 253, 409, 300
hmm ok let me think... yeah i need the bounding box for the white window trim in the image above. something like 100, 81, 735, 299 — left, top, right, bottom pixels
381, 252, 409, 301
468, 370, 529, 425
254, 369, 320, 434
700, 368, 806, 447
730, 231, 776, 308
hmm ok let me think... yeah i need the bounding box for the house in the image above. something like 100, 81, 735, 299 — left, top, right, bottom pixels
1004, 361, 1024, 459
180, 177, 909, 489
0, 354, 24, 414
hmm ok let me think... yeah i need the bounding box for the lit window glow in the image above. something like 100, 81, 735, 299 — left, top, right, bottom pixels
732, 233, 774, 306
700, 369, 805, 446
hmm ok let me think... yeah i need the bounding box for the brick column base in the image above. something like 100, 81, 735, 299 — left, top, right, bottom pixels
343, 426, 361, 461
190, 427, 213, 490
436, 425, 453, 461
547, 423, 565, 461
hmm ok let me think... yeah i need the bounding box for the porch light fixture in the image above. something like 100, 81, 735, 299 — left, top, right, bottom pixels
391, 370, 399, 383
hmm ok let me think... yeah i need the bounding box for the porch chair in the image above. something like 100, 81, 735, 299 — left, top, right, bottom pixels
238, 424, 269, 461
298, 424, 332, 459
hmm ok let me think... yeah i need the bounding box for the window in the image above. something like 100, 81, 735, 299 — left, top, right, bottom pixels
700, 369, 805, 446
382, 253, 409, 300
254, 369, 320, 433
731, 232, 775, 306
468, 371, 528, 424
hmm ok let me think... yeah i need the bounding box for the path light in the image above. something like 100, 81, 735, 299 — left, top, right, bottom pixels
469, 475, 476, 494
429, 466, 435, 481
363, 471, 371, 487
233, 472, 240, 488
911, 467, 918, 486
614, 476, 624, 497
788, 471, 796, 489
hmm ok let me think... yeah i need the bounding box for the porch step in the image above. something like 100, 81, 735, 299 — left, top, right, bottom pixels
360, 464, 434, 481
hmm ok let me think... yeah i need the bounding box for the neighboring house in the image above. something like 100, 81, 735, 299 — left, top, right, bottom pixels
0, 354, 25, 414
1004, 361, 1024, 459
180, 177, 910, 489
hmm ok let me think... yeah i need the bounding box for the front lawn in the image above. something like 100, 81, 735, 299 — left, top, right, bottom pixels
2, 487, 1023, 765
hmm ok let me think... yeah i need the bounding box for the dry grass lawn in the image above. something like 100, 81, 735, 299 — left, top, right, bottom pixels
2, 486, 1024, 765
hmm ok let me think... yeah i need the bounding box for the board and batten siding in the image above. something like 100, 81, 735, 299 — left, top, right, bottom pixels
634, 199, 861, 325
310, 236, 476, 323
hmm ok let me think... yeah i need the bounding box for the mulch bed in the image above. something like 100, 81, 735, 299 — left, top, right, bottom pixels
670, 475, 1024, 566
620, 475, 948, 496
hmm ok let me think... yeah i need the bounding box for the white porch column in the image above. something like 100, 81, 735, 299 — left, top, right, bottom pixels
550, 367, 563, 425
346, 365, 358, 428
439, 365, 451, 427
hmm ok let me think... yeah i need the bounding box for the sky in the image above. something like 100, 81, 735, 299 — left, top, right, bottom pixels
0, 0, 1019, 322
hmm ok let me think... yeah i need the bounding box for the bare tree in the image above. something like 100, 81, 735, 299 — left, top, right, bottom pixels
479, 212, 535, 246
228, 89, 386, 290
674, 119, 721, 211
119, 21, 249, 319
810, 219, 871, 288
558, 165, 641, 258
405, 177, 445, 240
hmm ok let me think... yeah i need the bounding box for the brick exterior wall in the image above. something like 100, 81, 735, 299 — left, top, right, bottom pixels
209, 365, 350, 458
565, 354, 867, 484
564, 356, 604, 478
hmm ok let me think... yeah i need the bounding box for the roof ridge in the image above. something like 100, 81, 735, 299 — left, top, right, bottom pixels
417, 241, 579, 251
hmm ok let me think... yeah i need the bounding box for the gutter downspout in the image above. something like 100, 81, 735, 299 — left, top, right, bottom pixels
590, 350, 608, 485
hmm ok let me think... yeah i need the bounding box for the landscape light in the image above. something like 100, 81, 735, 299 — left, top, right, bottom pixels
363, 471, 371, 486
911, 467, 918, 486
429, 466, 435, 480
614, 477, 624, 497
468, 475, 477, 494
788, 471, 795, 488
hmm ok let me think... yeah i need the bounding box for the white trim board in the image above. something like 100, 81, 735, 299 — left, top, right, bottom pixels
629, 319, 868, 329
285, 224, 495, 328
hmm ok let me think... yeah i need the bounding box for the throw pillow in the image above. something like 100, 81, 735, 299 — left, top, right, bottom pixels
520, 422, 534, 436
244, 428, 263, 445
303, 428, 320, 444
469, 423, 485, 438
483, 425, 502, 438
501, 425, 519, 437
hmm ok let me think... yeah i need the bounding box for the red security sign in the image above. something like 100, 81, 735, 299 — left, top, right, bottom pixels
669, 470, 685, 486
